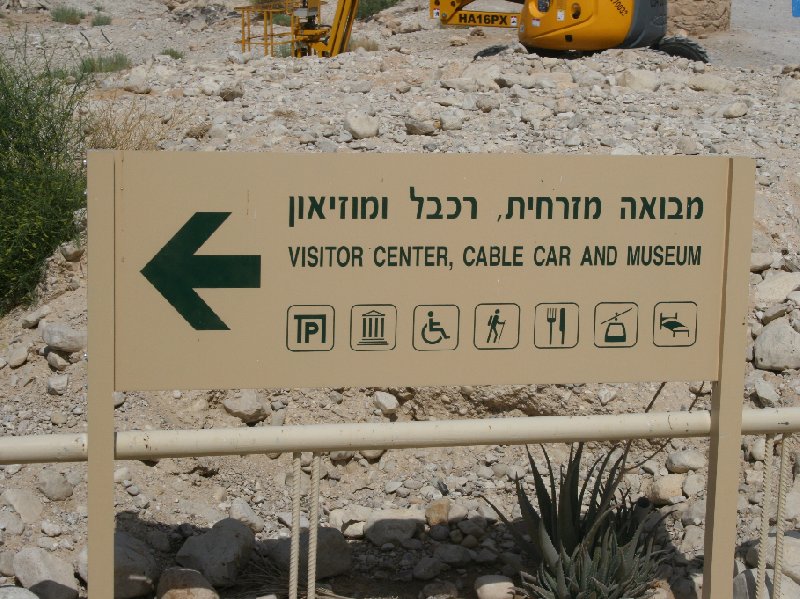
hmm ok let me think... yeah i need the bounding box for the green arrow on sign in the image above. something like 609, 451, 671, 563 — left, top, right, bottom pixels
141, 212, 261, 331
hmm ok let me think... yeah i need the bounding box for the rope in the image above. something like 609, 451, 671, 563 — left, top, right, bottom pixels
307, 453, 321, 599
773, 434, 793, 599
289, 452, 302, 599
756, 434, 775, 599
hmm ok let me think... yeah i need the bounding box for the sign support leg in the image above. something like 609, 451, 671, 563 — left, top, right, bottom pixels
87, 152, 118, 597
702, 158, 753, 599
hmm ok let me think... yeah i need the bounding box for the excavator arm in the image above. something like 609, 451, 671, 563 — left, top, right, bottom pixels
429, 0, 520, 28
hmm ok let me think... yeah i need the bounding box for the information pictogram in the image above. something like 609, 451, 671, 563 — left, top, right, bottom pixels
413, 305, 459, 351
534, 303, 579, 349
287, 305, 335, 351
351, 305, 397, 351
653, 302, 697, 347
594, 303, 638, 348
474, 303, 520, 350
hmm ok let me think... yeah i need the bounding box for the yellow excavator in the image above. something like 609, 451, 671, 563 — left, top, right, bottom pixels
238, 0, 707, 62
430, 0, 708, 61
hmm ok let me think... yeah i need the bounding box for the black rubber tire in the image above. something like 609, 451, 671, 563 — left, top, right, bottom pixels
654, 36, 709, 63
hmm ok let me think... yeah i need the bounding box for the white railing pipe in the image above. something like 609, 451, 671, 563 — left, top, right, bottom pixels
1, 407, 800, 465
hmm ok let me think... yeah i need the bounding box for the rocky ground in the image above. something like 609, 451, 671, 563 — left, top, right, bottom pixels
1, 0, 800, 598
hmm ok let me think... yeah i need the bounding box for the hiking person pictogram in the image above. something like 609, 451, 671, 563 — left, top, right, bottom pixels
486, 308, 505, 343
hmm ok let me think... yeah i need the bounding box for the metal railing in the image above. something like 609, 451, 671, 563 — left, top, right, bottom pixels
1, 407, 799, 598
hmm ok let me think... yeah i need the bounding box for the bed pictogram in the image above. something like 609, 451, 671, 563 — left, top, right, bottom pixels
653, 302, 697, 347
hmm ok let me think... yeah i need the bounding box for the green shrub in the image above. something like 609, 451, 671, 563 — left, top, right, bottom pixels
271, 13, 291, 26
357, 0, 400, 20
160, 48, 184, 60
91, 12, 112, 26
51, 5, 86, 24
0, 50, 86, 314
79, 52, 130, 74
485, 443, 667, 599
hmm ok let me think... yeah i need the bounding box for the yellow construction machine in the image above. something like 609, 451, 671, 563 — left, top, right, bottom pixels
236, 0, 359, 58
237, 0, 706, 61
430, 0, 708, 61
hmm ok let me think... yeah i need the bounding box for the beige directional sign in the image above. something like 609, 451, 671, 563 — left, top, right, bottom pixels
90, 152, 752, 390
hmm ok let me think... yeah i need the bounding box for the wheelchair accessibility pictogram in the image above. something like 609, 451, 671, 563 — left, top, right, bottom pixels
413, 305, 459, 351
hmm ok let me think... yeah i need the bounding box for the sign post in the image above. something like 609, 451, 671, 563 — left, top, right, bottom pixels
88, 152, 753, 598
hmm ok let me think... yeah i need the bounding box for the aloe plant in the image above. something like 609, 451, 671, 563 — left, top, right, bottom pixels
484, 443, 667, 599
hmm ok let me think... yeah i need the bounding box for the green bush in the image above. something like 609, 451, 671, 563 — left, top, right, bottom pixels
79, 52, 130, 74
91, 12, 112, 26
51, 5, 86, 24
271, 13, 291, 26
357, 0, 400, 20
485, 443, 667, 599
0, 51, 86, 314
160, 48, 184, 60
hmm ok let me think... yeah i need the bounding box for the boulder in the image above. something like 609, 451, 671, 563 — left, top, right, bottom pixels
0, 588, 40, 598
0, 513, 24, 536
754, 320, 800, 372
425, 499, 450, 527
666, 450, 705, 473
5, 344, 29, 369
365, 509, 424, 546
75, 547, 87, 583
750, 253, 775, 273
156, 568, 219, 599
37, 469, 75, 501
264, 527, 351, 579
115, 532, 160, 598
229, 498, 265, 533
405, 119, 436, 136
20, 305, 51, 328
434, 543, 472, 567
754, 378, 780, 407
733, 568, 800, 599
618, 69, 660, 92
745, 531, 800, 584
46, 375, 69, 396
722, 101, 749, 118
413, 557, 443, 580
13, 549, 78, 599
373, 391, 398, 415
649, 474, 686, 505
521, 103, 552, 123
344, 111, 379, 140
59, 243, 84, 262
779, 80, 800, 102
0, 551, 16, 576
41, 324, 86, 353
754, 273, 800, 307
219, 82, 244, 102
0, 489, 43, 523
475, 575, 514, 599
176, 519, 254, 587
689, 74, 734, 93
222, 390, 268, 424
